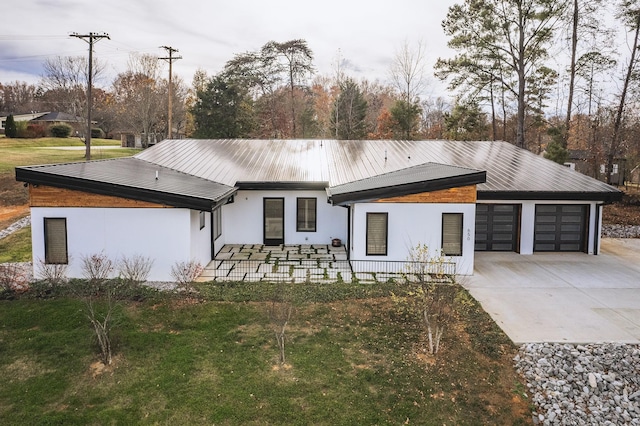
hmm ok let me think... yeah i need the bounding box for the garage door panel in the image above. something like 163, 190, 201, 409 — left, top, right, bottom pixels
475, 204, 519, 251
534, 204, 587, 252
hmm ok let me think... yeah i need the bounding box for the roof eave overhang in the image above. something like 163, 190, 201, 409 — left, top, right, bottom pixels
477, 190, 623, 203
16, 167, 236, 211
236, 181, 329, 190
329, 172, 486, 206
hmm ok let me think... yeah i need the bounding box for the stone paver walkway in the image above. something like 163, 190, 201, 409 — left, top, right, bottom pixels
198, 244, 355, 283
197, 244, 454, 284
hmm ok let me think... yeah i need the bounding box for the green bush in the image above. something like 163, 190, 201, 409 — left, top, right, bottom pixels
91, 128, 105, 138
14, 121, 27, 137
50, 123, 73, 138
11, 121, 46, 138
4, 115, 17, 137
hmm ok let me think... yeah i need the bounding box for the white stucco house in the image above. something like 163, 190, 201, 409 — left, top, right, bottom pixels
16, 139, 622, 281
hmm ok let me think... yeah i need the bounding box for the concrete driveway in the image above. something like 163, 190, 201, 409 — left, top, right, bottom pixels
464, 238, 640, 344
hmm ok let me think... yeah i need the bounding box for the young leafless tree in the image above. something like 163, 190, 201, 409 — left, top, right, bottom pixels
269, 284, 294, 365
85, 292, 116, 365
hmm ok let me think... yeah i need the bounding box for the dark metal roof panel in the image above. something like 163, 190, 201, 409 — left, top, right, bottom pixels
16, 157, 236, 209
328, 162, 485, 196
136, 139, 621, 200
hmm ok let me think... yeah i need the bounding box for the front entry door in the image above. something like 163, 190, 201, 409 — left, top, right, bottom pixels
264, 198, 284, 245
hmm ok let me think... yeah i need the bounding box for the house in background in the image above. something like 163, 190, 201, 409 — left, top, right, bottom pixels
566, 150, 627, 186
29, 111, 85, 135
0, 111, 85, 136
16, 139, 622, 282
0, 112, 49, 134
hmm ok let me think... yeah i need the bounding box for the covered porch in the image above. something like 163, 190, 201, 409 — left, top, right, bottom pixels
197, 244, 456, 284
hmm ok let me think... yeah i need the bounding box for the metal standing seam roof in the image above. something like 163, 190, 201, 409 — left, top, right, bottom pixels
327, 162, 487, 205
15, 157, 236, 210
15, 139, 622, 208
135, 139, 622, 201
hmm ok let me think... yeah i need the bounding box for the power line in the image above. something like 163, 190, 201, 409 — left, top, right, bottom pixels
71, 32, 110, 161
159, 46, 181, 139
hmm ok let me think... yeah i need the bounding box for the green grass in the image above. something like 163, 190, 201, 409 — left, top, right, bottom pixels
0, 287, 531, 425
0, 227, 31, 263
0, 137, 140, 174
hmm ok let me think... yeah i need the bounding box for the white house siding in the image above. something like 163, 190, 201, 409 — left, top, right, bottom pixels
31, 207, 201, 281
189, 210, 212, 266
479, 200, 601, 255
349, 203, 477, 275
221, 190, 347, 247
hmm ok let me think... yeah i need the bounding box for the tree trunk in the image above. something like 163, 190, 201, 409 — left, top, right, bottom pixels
564, 0, 579, 149
609, 13, 640, 184
490, 78, 497, 141
516, 5, 527, 149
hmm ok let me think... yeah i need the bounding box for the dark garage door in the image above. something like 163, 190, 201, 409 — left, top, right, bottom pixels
534, 205, 587, 252
475, 204, 519, 251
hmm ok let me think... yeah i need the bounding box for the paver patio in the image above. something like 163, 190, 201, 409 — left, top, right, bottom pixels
196, 244, 453, 284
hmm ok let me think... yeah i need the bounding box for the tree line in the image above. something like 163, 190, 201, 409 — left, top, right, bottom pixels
1, 0, 639, 180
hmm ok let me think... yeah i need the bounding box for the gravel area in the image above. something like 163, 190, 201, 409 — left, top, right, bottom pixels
516, 343, 640, 425
0, 215, 30, 240
602, 224, 640, 238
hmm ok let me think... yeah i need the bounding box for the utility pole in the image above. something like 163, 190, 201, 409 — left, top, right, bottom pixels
334, 48, 341, 139
71, 32, 110, 160
159, 46, 182, 139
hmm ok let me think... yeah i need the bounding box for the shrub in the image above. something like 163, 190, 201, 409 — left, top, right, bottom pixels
91, 128, 105, 138
170, 260, 203, 292
4, 114, 17, 137
14, 121, 28, 137
0, 263, 30, 295
118, 254, 154, 285
49, 123, 73, 138
81, 252, 115, 291
35, 257, 69, 287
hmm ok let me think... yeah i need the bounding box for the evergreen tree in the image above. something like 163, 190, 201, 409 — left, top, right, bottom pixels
191, 74, 254, 138
390, 100, 421, 140
4, 114, 17, 138
331, 78, 368, 140
444, 100, 489, 141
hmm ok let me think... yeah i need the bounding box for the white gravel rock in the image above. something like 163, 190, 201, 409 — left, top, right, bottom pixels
517, 343, 640, 425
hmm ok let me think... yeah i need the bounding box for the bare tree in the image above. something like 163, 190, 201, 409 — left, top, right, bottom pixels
40, 56, 105, 132
269, 284, 294, 365
606, 1, 640, 183
562, 0, 612, 148
112, 53, 164, 147
0, 81, 42, 113
390, 40, 428, 105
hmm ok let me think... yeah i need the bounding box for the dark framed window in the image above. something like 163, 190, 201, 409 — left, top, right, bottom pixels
199, 211, 206, 230
44, 218, 68, 264
366, 212, 388, 255
213, 207, 222, 240
296, 198, 317, 232
442, 213, 463, 256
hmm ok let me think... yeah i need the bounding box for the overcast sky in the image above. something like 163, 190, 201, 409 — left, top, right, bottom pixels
0, 0, 458, 98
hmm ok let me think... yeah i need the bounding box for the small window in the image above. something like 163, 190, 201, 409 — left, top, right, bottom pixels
199, 211, 206, 230
442, 213, 463, 256
296, 198, 317, 232
44, 218, 68, 264
612, 164, 619, 174
213, 207, 222, 240
366, 212, 388, 256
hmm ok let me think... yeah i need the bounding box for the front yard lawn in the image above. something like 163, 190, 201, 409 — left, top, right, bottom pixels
0, 287, 531, 425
